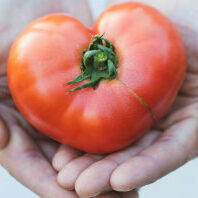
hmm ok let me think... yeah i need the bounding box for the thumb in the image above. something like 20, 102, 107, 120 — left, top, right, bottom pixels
0, 115, 9, 149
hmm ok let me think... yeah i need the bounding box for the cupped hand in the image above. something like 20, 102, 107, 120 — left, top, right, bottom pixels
0, 0, 94, 197
53, 0, 198, 197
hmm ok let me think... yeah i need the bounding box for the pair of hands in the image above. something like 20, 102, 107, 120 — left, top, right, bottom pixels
0, 0, 198, 197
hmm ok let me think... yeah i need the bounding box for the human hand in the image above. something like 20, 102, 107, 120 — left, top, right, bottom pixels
53, 0, 198, 197
0, 0, 94, 197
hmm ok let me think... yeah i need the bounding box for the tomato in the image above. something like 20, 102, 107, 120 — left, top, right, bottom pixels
7, 2, 186, 154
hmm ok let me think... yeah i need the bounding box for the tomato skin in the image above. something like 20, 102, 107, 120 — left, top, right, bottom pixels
8, 3, 186, 154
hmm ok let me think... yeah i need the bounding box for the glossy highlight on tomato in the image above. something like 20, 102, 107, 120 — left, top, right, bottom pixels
8, 2, 186, 154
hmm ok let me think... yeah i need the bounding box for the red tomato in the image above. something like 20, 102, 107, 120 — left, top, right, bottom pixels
8, 2, 186, 154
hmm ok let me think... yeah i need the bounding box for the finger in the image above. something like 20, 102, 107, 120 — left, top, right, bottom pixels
0, 98, 16, 108
153, 95, 198, 121
180, 72, 198, 97
0, 75, 10, 99
156, 103, 198, 130
110, 118, 198, 192
0, 115, 9, 148
37, 139, 59, 161
0, 124, 77, 198
75, 130, 160, 198
166, 96, 198, 113
0, 103, 44, 139
52, 144, 82, 171
57, 153, 103, 190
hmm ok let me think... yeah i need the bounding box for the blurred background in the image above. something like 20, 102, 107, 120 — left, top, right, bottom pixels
0, 0, 198, 197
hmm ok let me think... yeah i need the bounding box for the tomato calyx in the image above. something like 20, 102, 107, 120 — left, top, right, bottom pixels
66, 34, 118, 93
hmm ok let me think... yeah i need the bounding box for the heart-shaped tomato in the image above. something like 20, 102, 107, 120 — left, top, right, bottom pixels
8, 2, 186, 154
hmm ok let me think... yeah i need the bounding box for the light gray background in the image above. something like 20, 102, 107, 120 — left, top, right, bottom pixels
0, 0, 197, 197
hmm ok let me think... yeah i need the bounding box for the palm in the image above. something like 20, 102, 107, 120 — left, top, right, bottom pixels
53, 0, 198, 198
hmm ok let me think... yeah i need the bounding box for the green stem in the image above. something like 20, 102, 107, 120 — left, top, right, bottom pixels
66, 70, 90, 85
94, 52, 108, 71
66, 34, 118, 93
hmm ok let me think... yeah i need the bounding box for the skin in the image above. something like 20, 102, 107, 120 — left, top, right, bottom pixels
1, 0, 197, 198
52, 0, 198, 197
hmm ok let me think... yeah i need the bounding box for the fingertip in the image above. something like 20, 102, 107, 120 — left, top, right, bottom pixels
57, 167, 75, 190
57, 154, 102, 190
75, 174, 95, 198
52, 145, 82, 171
110, 156, 158, 192
110, 160, 139, 192
75, 160, 117, 198
110, 169, 130, 192
0, 117, 9, 149
52, 155, 64, 171
75, 170, 102, 198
